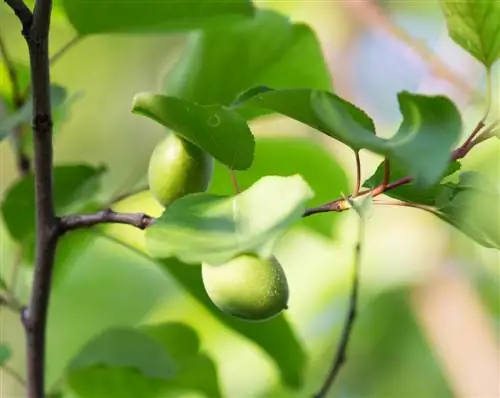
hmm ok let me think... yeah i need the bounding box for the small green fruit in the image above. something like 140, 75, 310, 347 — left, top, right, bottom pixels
202, 254, 289, 321
148, 134, 213, 207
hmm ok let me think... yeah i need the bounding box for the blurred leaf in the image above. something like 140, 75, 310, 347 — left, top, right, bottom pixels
0, 85, 67, 140
1, 164, 106, 243
103, 191, 307, 389
209, 137, 350, 237
165, 9, 331, 119
141, 323, 221, 398
68, 328, 176, 379
157, 258, 307, 389
239, 89, 461, 187
0, 344, 12, 366
0, 275, 6, 289
436, 171, 500, 249
440, 0, 500, 67
132, 93, 254, 170
146, 175, 314, 265
62, 0, 254, 35
0, 61, 30, 110
363, 160, 461, 205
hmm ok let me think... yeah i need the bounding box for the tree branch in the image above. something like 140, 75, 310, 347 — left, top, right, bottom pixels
5, 0, 56, 396
60, 210, 154, 232
313, 200, 366, 398
4, 0, 33, 36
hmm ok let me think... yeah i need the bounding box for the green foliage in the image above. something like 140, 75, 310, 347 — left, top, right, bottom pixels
208, 137, 350, 237
0, 85, 67, 140
0, 275, 6, 289
146, 175, 314, 265
0, 61, 30, 110
0, 343, 12, 366
1, 165, 105, 243
132, 93, 255, 170
165, 9, 331, 118
67, 323, 221, 398
436, 171, 500, 249
440, 0, 500, 67
61, 0, 254, 35
237, 88, 462, 187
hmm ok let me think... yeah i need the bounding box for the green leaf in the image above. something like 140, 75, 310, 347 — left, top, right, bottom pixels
165, 10, 332, 118
436, 171, 500, 249
387, 92, 462, 187
239, 89, 462, 187
0, 85, 68, 140
0, 344, 12, 366
363, 160, 462, 205
68, 328, 176, 379
0, 61, 30, 110
440, 0, 500, 67
62, 0, 254, 35
146, 175, 314, 264
208, 137, 350, 237
132, 93, 255, 170
1, 164, 106, 243
0, 275, 6, 290
158, 258, 306, 389
141, 323, 221, 398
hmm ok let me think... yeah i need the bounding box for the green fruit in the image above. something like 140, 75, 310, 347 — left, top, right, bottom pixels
202, 254, 289, 321
148, 134, 213, 207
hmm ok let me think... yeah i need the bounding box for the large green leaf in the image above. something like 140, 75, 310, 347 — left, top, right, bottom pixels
440, 0, 500, 67
132, 93, 255, 170
209, 137, 349, 237
165, 9, 331, 119
62, 0, 254, 35
104, 191, 307, 389
146, 175, 314, 265
436, 171, 500, 249
1, 164, 106, 243
0, 344, 11, 366
238, 89, 462, 187
0, 85, 67, 140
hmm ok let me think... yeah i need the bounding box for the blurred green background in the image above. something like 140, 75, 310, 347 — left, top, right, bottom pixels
1, 0, 499, 397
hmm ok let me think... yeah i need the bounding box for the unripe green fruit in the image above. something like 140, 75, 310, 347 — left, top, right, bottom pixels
148, 134, 213, 207
202, 254, 289, 321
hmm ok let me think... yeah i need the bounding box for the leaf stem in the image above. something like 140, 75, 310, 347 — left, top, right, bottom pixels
50, 35, 80, 65
353, 150, 361, 196
2, 363, 27, 387
229, 168, 241, 194
313, 202, 366, 398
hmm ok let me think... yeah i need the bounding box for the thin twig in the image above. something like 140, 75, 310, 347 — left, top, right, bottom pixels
50, 35, 80, 65
229, 168, 241, 194
313, 201, 367, 398
2, 363, 27, 387
353, 150, 361, 196
59, 209, 154, 232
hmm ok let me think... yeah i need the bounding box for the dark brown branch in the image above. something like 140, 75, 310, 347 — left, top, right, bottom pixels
60, 210, 154, 232
313, 204, 365, 398
6, 0, 56, 397
4, 0, 33, 36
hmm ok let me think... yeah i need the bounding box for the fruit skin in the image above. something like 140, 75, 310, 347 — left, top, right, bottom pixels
148, 134, 214, 207
202, 254, 289, 321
